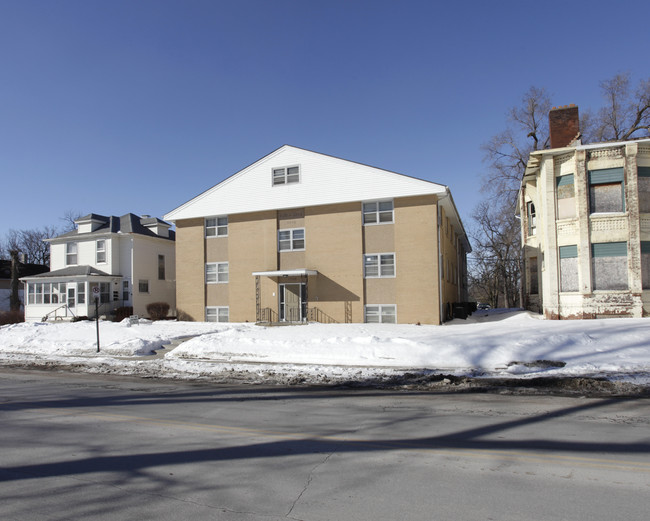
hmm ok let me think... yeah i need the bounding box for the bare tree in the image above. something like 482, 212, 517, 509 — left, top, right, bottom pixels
3, 226, 58, 266
590, 73, 650, 142
60, 210, 83, 232
469, 201, 521, 308
481, 86, 552, 208
471, 87, 551, 308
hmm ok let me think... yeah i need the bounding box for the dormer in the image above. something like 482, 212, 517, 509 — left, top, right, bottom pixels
75, 214, 109, 234
141, 216, 172, 238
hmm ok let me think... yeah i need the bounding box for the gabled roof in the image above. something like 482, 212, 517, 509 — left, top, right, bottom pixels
49, 213, 175, 242
164, 145, 448, 222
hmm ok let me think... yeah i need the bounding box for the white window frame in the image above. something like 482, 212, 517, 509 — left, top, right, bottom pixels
365, 304, 397, 324
526, 201, 536, 236
206, 306, 229, 322
66, 242, 78, 266
96, 240, 106, 264
206, 262, 229, 284
278, 228, 305, 252
272, 165, 300, 186
206, 216, 228, 237
364, 253, 396, 278
363, 200, 394, 225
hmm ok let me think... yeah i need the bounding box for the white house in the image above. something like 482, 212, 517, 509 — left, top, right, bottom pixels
21, 213, 176, 322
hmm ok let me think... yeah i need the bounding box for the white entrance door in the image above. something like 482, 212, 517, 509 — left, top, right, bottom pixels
67, 283, 76, 310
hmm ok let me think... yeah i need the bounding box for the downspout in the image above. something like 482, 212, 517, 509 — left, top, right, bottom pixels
437, 189, 450, 324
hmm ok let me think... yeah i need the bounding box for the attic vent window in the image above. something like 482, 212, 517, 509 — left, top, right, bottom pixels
273, 166, 300, 186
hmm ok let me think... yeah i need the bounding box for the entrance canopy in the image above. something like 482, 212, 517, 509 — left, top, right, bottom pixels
252, 269, 318, 277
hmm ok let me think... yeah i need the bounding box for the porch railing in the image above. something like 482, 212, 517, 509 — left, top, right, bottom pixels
42, 304, 76, 322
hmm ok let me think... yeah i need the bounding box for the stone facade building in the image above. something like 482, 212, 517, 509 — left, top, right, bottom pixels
519, 105, 650, 319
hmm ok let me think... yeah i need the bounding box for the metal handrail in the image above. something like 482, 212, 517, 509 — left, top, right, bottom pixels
42, 303, 76, 322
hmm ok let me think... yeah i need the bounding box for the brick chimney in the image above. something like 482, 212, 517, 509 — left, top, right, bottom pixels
549, 104, 580, 149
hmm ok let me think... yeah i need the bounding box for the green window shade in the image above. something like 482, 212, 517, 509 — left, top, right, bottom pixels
589, 168, 624, 184
556, 174, 574, 187
559, 245, 578, 258
641, 241, 650, 254
557, 174, 575, 200
592, 242, 627, 257
639, 167, 650, 178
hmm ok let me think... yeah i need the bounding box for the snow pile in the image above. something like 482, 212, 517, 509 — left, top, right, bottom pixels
0, 319, 227, 356
0, 310, 649, 383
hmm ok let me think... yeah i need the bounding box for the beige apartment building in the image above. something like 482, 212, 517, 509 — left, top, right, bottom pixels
519, 105, 650, 319
164, 146, 470, 324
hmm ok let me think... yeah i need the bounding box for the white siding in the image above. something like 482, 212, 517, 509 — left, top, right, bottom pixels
131, 236, 176, 317
165, 146, 447, 221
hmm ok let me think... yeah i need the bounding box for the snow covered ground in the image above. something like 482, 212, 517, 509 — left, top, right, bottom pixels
1, 309, 649, 386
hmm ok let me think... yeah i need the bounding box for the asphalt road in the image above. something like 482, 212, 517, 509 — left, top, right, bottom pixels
1, 369, 648, 521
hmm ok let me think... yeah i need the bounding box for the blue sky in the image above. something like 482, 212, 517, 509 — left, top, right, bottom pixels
1, 0, 648, 242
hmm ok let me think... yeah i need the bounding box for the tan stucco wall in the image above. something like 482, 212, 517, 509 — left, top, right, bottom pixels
305, 202, 364, 322
174, 218, 205, 321
228, 211, 278, 322
394, 195, 440, 324
175, 195, 447, 324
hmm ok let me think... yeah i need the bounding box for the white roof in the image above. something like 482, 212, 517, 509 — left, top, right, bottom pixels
164, 145, 448, 221
252, 269, 319, 277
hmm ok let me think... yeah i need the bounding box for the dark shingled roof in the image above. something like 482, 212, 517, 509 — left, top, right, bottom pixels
53, 213, 175, 241
0, 260, 49, 280
23, 266, 113, 279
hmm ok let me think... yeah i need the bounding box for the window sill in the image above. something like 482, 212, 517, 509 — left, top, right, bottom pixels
589, 212, 627, 218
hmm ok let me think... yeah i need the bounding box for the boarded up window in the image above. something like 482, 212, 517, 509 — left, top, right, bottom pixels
559, 245, 578, 292
589, 168, 624, 213
529, 257, 538, 294
592, 242, 627, 290
639, 167, 650, 213
556, 174, 576, 219
642, 242, 650, 290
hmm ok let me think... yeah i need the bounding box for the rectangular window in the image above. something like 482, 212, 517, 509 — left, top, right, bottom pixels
556, 174, 576, 219
589, 168, 624, 213
206, 306, 229, 322
158, 255, 165, 280
641, 242, 650, 290
123, 280, 130, 301
206, 262, 229, 283
365, 305, 397, 324
206, 216, 228, 237
77, 282, 86, 305
66, 242, 78, 265
99, 282, 110, 304
139, 280, 149, 293
278, 228, 305, 251
363, 200, 394, 225
639, 167, 650, 213
272, 166, 300, 185
592, 242, 627, 290
364, 253, 395, 278
96, 240, 106, 264
559, 245, 579, 292
526, 201, 536, 236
